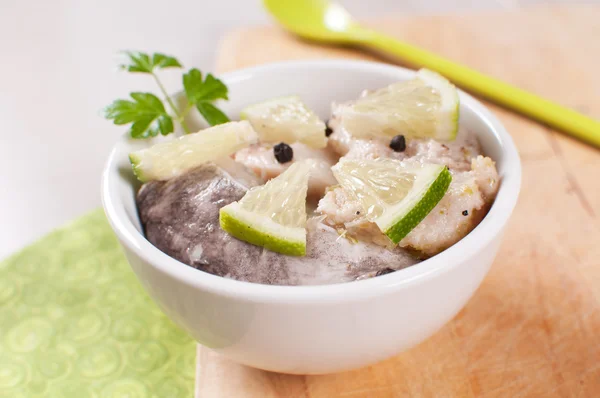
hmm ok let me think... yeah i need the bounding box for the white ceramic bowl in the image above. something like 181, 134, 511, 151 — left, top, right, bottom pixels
102, 60, 521, 374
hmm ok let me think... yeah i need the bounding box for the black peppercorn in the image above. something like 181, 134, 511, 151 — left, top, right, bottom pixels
273, 142, 293, 163
325, 120, 333, 137
462, 210, 469, 216
375, 268, 395, 277
389, 135, 406, 152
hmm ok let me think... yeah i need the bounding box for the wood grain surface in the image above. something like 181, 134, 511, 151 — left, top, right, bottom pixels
196, 5, 600, 397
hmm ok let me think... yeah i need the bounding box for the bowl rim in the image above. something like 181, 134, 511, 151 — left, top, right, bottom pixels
101, 59, 521, 304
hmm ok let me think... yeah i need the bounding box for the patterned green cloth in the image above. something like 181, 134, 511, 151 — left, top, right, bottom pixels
0, 209, 195, 397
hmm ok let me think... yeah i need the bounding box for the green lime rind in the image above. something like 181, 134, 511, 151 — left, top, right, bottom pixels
449, 100, 460, 140
128, 153, 148, 183
383, 167, 452, 244
239, 109, 250, 120
445, 91, 460, 141
219, 206, 306, 256
416, 68, 460, 141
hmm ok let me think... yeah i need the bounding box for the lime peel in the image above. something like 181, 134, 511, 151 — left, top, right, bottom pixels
382, 166, 452, 243
219, 160, 312, 256
220, 203, 306, 256
332, 159, 452, 245
417, 69, 460, 141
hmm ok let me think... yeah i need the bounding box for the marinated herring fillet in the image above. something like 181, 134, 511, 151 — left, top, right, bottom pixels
235, 142, 338, 198
319, 155, 499, 256
137, 162, 417, 285
327, 118, 481, 172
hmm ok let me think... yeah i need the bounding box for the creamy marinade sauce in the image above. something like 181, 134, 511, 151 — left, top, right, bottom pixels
137, 118, 499, 286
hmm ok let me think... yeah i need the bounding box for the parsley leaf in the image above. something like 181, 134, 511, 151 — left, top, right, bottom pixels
151, 53, 182, 69
104, 92, 174, 138
120, 51, 182, 74
183, 68, 229, 125
183, 68, 229, 102
195, 103, 230, 126
105, 51, 230, 137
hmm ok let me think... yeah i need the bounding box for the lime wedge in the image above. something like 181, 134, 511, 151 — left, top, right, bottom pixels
129, 121, 258, 182
219, 160, 312, 256
332, 158, 452, 244
241, 96, 327, 149
338, 68, 459, 141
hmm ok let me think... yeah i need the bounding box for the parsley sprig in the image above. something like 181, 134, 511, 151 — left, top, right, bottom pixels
104, 51, 230, 138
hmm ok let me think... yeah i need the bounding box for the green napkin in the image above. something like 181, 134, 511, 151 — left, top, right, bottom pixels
0, 209, 196, 397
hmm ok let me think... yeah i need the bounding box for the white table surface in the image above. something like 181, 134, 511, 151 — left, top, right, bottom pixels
0, 0, 583, 258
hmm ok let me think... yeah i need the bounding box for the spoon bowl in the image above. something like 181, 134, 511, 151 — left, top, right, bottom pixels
263, 0, 364, 43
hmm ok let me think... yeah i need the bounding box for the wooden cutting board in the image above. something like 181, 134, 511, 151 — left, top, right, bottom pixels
196, 5, 600, 397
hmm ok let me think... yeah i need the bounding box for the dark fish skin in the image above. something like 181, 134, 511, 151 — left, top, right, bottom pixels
137, 162, 294, 285
137, 162, 417, 286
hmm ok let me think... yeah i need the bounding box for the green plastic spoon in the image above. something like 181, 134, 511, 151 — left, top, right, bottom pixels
263, 0, 600, 147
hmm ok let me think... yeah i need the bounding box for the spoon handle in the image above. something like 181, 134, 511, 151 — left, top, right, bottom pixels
364, 30, 600, 147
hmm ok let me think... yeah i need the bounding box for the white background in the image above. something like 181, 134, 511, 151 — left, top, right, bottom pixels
0, 0, 584, 258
